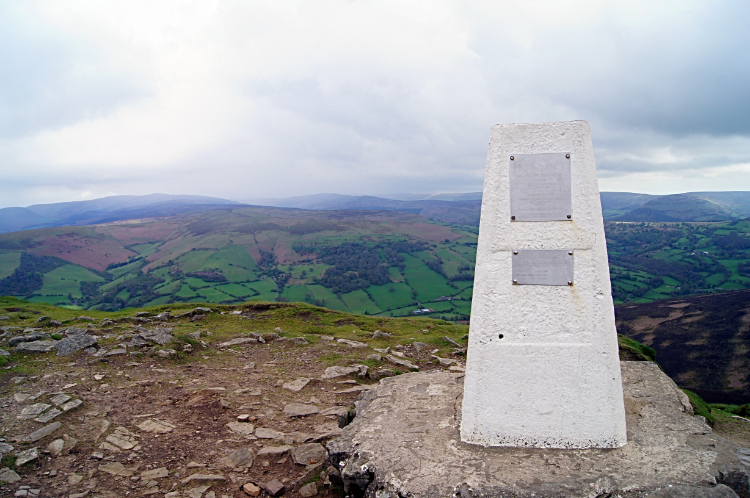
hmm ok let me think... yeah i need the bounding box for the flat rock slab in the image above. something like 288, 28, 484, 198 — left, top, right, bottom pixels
15, 340, 57, 354
291, 443, 327, 466
137, 419, 175, 433
283, 377, 311, 392
327, 362, 750, 498
283, 403, 319, 417
56, 334, 97, 356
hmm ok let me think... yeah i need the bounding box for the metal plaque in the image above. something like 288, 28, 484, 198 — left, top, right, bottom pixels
512, 250, 574, 286
509, 152, 571, 221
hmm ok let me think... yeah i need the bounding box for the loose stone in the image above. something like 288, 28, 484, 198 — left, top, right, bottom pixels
283, 403, 319, 417
242, 482, 261, 496
15, 447, 39, 466
221, 448, 255, 469
337, 339, 367, 348
283, 378, 311, 392
299, 482, 319, 497
17, 403, 52, 420
24, 422, 62, 443
291, 443, 327, 466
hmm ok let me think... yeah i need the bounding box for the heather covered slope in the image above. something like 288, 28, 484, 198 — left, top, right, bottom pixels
616, 289, 750, 404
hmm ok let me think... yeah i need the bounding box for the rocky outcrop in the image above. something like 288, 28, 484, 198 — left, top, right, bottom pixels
327, 362, 750, 498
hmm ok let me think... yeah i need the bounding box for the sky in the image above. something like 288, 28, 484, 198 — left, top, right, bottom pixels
1, 0, 750, 208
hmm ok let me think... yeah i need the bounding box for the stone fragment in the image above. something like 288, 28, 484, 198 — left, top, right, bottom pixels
299, 482, 318, 497
76, 316, 94, 321
63, 433, 78, 451
15, 340, 57, 354
320, 335, 334, 341
256, 445, 292, 456
105, 348, 127, 356
386, 354, 419, 371
291, 337, 309, 344
8, 332, 50, 347
68, 473, 84, 485
373, 347, 390, 354
35, 316, 50, 323
137, 419, 175, 433
49, 393, 72, 406
15, 447, 39, 466
186, 485, 211, 498
106, 426, 138, 450
91, 452, 104, 459
242, 482, 261, 496
337, 339, 367, 348
61, 399, 83, 412
366, 354, 382, 362
0, 442, 14, 454
319, 406, 349, 417
431, 355, 457, 366
156, 349, 176, 357
13, 393, 31, 403
48, 438, 65, 456
135, 326, 174, 345
24, 421, 62, 442
320, 366, 360, 379
412, 342, 430, 353
283, 377, 311, 392
64, 327, 87, 336
34, 408, 62, 423
181, 473, 225, 484
262, 479, 285, 497
283, 403, 319, 417
372, 330, 390, 339
255, 428, 285, 439
0, 467, 21, 483
99, 462, 136, 476
291, 443, 327, 466
18, 403, 51, 419
141, 467, 169, 479
221, 448, 255, 469
227, 421, 256, 438
443, 336, 461, 347
219, 337, 257, 347
56, 334, 97, 356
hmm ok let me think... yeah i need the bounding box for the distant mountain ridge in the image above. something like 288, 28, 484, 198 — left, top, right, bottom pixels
4, 190, 750, 235
0, 194, 239, 234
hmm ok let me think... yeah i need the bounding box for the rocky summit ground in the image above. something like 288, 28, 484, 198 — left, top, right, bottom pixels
0, 298, 469, 497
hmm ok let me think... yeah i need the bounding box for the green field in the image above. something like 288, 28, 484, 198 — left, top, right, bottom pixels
0, 252, 21, 280
39, 265, 104, 298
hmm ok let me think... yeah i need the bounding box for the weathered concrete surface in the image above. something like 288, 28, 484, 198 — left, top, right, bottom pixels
463, 120, 626, 448
327, 363, 750, 498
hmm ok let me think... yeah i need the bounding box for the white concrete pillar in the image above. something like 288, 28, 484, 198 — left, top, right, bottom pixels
460, 121, 627, 448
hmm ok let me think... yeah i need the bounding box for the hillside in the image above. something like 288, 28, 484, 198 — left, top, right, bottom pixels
0, 206, 478, 320
616, 289, 750, 404
613, 193, 735, 222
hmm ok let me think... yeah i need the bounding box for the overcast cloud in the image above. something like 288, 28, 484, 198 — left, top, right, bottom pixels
1, 0, 749, 207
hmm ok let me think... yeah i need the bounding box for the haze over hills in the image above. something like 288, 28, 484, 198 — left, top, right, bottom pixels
6, 190, 750, 236
0, 194, 239, 234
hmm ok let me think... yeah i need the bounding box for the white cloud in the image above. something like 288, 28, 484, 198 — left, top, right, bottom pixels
0, 0, 749, 207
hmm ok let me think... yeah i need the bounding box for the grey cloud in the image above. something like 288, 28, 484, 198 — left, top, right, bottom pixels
0, 4, 150, 138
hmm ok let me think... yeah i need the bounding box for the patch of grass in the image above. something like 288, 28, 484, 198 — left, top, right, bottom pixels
50, 333, 63, 340
1, 452, 16, 468
617, 335, 656, 362
683, 389, 715, 424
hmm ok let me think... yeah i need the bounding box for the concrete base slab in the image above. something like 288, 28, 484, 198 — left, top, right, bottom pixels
327, 362, 750, 498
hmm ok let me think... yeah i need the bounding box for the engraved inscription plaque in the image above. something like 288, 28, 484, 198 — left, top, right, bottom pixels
510, 152, 571, 221
512, 250, 573, 286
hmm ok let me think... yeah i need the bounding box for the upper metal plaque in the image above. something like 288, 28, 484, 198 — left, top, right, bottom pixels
512, 250, 574, 286
509, 152, 571, 221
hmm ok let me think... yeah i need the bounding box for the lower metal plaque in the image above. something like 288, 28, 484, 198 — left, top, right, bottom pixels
510, 152, 571, 221
512, 250, 574, 286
